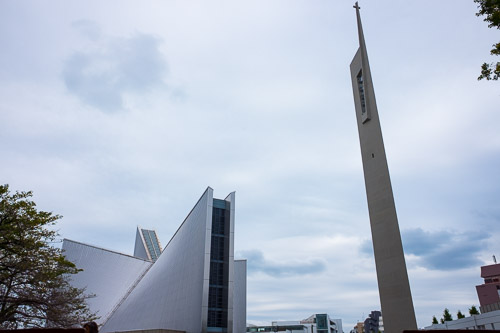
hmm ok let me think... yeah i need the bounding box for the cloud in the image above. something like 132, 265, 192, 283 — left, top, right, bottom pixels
361, 228, 490, 271
239, 249, 326, 277
71, 20, 101, 41
63, 27, 167, 111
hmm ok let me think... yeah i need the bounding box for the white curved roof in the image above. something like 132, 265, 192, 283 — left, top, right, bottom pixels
62, 239, 152, 323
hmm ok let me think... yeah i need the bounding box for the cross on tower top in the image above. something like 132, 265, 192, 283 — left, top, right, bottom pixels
353, 2, 361, 10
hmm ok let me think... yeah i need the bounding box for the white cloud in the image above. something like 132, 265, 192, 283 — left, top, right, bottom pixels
63, 28, 169, 111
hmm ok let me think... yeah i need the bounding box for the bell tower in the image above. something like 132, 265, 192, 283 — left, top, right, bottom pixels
350, 3, 417, 332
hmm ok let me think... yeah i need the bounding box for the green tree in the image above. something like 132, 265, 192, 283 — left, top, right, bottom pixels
457, 310, 465, 319
474, 0, 500, 80
0, 185, 96, 328
469, 305, 480, 315
432, 316, 439, 325
443, 308, 453, 322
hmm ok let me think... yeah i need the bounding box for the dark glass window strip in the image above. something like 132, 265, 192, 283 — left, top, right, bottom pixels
142, 229, 161, 261
208, 309, 228, 330
210, 262, 224, 286
211, 236, 225, 261
212, 208, 225, 235
208, 205, 229, 330
208, 286, 226, 308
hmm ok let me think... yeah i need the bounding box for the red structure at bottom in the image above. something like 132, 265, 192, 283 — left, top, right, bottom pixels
476, 262, 500, 313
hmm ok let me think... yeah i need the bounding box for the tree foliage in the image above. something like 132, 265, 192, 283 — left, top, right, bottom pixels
0, 185, 96, 329
443, 308, 453, 322
432, 316, 439, 325
457, 310, 465, 319
469, 305, 480, 315
474, 0, 500, 80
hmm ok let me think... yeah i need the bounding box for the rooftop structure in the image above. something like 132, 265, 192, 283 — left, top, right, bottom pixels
134, 227, 162, 262
476, 262, 500, 313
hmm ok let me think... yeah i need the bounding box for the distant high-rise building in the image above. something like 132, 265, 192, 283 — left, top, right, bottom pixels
247, 313, 343, 333
354, 322, 364, 333
134, 227, 162, 262
364, 311, 383, 333
476, 262, 500, 313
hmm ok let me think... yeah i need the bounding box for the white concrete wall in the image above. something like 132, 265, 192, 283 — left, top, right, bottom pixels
234, 260, 247, 333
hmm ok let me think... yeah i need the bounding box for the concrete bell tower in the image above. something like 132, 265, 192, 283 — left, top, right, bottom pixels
350, 3, 417, 333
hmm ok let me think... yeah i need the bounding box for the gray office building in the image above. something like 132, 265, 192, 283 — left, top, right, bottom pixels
63, 187, 246, 333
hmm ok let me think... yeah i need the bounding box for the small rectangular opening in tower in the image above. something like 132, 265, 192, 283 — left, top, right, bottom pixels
357, 69, 370, 123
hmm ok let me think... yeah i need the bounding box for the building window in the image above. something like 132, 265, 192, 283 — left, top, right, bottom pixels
208, 203, 230, 331
141, 229, 161, 261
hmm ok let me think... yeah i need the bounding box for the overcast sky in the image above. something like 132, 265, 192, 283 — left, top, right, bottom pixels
1, 0, 499, 330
